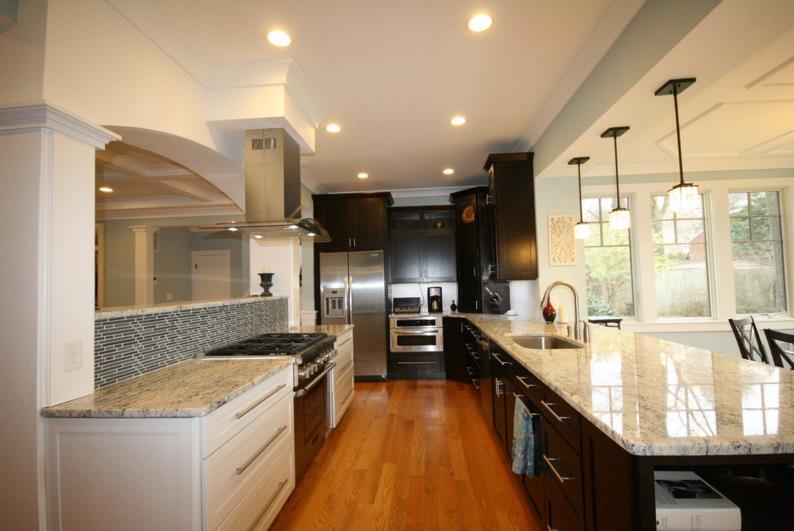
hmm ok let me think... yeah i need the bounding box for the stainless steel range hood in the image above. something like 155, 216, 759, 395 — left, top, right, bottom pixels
199, 128, 329, 242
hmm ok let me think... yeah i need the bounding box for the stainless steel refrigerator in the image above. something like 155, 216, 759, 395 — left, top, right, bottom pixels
319, 250, 388, 379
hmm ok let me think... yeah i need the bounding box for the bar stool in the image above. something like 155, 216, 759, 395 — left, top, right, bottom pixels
728, 316, 769, 364
763, 329, 794, 369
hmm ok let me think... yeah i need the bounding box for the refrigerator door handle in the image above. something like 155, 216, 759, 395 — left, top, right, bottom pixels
347, 273, 353, 324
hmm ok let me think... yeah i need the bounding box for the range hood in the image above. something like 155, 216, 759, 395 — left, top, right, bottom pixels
199, 128, 329, 242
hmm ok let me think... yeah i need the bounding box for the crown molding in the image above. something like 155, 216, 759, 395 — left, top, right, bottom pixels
0, 101, 120, 147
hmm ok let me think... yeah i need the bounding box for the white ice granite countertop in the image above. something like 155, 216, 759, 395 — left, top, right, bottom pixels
42, 358, 293, 418
95, 296, 287, 320
287, 323, 354, 336
449, 313, 794, 457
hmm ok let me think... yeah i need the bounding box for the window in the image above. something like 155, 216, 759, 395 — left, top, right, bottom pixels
652, 194, 711, 317
729, 191, 787, 314
582, 197, 635, 317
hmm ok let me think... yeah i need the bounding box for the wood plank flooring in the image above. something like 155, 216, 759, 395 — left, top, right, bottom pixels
271, 380, 539, 531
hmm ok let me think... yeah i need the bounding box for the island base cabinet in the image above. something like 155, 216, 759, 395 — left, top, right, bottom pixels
44, 365, 295, 531
45, 417, 202, 531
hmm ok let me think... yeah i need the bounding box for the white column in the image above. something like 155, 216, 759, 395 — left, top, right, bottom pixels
130, 226, 157, 307
0, 103, 118, 528
710, 188, 735, 319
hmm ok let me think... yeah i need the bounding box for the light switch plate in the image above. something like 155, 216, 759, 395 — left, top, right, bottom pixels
64, 338, 83, 371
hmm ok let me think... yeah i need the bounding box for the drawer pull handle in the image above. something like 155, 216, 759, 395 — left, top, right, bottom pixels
492, 352, 512, 366
543, 455, 573, 484
250, 478, 289, 530
465, 366, 474, 376
235, 384, 287, 419
235, 424, 288, 475
541, 400, 570, 423
516, 376, 536, 389
512, 394, 539, 416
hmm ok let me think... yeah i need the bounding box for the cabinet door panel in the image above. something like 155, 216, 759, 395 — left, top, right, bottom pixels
423, 231, 456, 281
351, 197, 386, 250
389, 231, 422, 282
314, 198, 350, 251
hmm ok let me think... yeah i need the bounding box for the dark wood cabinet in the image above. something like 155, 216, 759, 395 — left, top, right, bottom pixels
388, 207, 456, 283
442, 317, 468, 382
484, 152, 537, 280
312, 193, 392, 252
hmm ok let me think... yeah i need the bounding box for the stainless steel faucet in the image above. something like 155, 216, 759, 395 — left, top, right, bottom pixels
540, 281, 587, 341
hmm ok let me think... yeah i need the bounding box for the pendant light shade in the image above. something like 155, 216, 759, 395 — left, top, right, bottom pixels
601, 126, 631, 230
568, 156, 591, 240
656, 78, 698, 214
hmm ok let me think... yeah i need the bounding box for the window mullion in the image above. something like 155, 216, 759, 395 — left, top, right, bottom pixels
712, 188, 735, 318
633, 190, 656, 322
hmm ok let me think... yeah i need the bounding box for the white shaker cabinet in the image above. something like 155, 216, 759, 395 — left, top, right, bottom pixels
328, 328, 355, 428
45, 364, 294, 531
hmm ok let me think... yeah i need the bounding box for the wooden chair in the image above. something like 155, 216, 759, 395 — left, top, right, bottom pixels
728, 316, 769, 364
763, 329, 794, 370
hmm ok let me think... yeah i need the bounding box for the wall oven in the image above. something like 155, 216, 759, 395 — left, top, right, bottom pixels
389, 315, 444, 353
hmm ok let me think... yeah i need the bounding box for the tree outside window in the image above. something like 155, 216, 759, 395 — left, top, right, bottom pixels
583, 197, 635, 317
652, 194, 711, 318
729, 191, 787, 314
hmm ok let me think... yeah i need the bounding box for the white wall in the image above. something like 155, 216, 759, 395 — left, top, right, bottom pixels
249, 238, 301, 326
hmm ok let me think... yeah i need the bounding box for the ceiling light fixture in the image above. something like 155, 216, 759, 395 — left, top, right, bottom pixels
442, 168, 455, 175
267, 30, 292, 47
325, 123, 341, 134
450, 115, 466, 126
568, 157, 591, 240
98, 186, 113, 193
227, 227, 239, 232
254, 234, 263, 239
357, 172, 369, 179
656, 77, 698, 214
468, 13, 493, 32
288, 224, 299, 230
601, 126, 631, 231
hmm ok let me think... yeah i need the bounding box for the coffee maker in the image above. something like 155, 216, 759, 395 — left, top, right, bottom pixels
427, 286, 442, 313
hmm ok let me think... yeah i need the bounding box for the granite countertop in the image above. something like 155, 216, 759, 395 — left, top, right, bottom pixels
42, 358, 293, 418
454, 313, 794, 457
96, 296, 287, 320
287, 323, 354, 336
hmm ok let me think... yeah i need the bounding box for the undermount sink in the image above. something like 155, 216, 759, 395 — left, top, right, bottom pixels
509, 335, 582, 350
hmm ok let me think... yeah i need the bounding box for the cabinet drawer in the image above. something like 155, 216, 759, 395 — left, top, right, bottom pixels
204, 393, 293, 530
217, 437, 294, 531
335, 329, 353, 350
542, 419, 583, 526
539, 389, 581, 453
334, 345, 354, 384
334, 365, 355, 425
544, 472, 581, 531
202, 365, 293, 458
510, 366, 545, 407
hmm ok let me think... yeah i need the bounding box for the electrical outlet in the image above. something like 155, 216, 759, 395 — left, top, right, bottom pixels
64, 338, 83, 371
166, 292, 173, 301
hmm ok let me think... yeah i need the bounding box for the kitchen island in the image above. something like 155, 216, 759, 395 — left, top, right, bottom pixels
444, 313, 794, 530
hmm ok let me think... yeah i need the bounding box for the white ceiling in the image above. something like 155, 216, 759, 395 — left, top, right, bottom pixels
96, 142, 238, 219
539, 0, 794, 180
146, 0, 630, 192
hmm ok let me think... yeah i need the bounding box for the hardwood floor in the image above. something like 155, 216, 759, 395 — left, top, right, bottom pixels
271, 380, 539, 531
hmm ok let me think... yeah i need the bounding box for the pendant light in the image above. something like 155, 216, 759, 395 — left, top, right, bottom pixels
568, 156, 591, 239
655, 78, 698, 213
601, 126, 631, 230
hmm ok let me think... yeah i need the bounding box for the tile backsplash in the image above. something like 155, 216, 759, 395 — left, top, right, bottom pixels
94, 297, 288, 388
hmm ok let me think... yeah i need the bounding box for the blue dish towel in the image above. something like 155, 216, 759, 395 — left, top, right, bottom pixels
511, 398, 537, 476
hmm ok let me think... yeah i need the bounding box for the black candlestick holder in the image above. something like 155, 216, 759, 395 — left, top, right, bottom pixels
257, 272, 274, 297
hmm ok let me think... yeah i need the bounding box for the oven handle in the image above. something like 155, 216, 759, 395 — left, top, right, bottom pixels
295, 362, 336, 397
392, 329, 440, 336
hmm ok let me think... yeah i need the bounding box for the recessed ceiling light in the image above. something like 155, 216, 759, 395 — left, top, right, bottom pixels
468, 14, 493, 33
253, 234, 263, 239
357, 172, 369, 179
442, 168, 455, 175
98, 186, 113, 193
288, 224, 299, 230
325, 123, 341, 134
227, 227, 239, 232
450, 115, 466, 126
267, 30, 292, 47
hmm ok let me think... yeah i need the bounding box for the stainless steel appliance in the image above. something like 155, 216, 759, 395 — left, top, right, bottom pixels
320, 250, 388, 379
427, 286, 442, 313
389, 314, 444, 353
202, 332, 336, 480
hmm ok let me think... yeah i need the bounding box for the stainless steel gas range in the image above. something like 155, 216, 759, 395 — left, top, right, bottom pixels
202, 332, 336, 480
